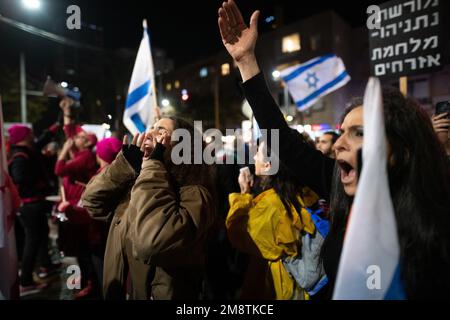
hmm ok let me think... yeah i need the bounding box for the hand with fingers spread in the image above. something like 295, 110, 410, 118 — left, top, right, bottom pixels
122, 133, 145, 174
218, 0, 261, 82
149, 131, 169, 162
156, 130, 171, 147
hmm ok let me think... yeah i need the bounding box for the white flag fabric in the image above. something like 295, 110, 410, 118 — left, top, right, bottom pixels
332, 78, 405, 300
123, 19, 157, 135
0, 96, 19, 300
280, 54, 350, 112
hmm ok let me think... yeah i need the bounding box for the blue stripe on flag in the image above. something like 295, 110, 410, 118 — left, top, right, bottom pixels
295, 71, 349, 109
384, 264, 406, 300
130, 113, 146, 133
282, 54, 336, 83
125, 80, 151, 109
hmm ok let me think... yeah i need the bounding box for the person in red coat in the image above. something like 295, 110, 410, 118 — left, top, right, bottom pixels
55, 98, 99, 297
57, 136, 121, 299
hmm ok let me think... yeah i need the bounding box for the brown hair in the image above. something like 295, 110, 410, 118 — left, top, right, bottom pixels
162, 117, 217, 199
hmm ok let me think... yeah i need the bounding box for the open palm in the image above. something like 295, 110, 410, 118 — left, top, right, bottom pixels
218, 0, 260, 63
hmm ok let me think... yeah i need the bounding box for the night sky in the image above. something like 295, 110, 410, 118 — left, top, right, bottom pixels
1, 0, 386, 66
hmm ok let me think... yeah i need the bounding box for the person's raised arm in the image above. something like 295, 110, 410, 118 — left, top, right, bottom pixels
55, 139, 86, 177
218, 0, 335, 199
128, 134, 215, 265
82, 134, 143, 222
218, 0, 288, 132
218, 0, 260, 82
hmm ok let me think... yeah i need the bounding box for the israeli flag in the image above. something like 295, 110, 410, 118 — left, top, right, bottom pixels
123, 19, 156, 135
332, 78, 405, 300
280, 54, 350, 112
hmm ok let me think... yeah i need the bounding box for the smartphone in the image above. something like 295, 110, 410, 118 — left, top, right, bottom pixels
239, 166, 254, 185
240, 166, 252, 179
436, 101, 450, 130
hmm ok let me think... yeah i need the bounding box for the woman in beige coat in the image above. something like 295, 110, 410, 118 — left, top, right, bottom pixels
82, 117, 216, 300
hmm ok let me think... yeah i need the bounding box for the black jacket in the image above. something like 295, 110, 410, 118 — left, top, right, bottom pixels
241, 72, 339, 299
241, 73, 335, 200
8, 130, 55, 200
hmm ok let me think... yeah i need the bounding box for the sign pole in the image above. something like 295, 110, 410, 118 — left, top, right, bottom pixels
20, 52, 27, 124
399, 76, 408, 97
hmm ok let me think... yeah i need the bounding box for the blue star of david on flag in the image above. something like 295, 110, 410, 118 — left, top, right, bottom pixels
305, 72, 319, 89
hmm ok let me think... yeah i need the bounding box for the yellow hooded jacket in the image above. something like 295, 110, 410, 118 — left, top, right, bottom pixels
226, 188, 316, 300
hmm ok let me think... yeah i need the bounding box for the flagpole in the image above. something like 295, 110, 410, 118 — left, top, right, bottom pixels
143, 19, 159, 121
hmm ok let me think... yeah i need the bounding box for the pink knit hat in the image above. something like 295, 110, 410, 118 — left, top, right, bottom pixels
96, 137, 122, 164
8, 125, 32, 145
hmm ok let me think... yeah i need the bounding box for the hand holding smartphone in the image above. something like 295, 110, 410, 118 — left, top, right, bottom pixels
433, 101, 450, 133
238, 167, 254, 194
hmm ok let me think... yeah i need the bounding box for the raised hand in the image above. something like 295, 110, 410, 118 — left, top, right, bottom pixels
122, 133, 145, 173
218, 0, 261, 81
218, 0, 259, 63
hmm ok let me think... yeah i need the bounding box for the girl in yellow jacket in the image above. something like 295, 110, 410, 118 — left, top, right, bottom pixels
226, 139, 318, 300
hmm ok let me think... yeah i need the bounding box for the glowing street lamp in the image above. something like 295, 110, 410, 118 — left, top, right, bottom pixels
161, 99, 170, 107
181, 89, 189, 102
272, 70, 281, 80
22, 0, 42, 11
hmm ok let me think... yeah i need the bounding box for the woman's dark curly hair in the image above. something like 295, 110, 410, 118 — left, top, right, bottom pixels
325, 88, 450, 299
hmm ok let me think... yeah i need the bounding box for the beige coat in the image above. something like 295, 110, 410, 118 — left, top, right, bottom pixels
82, 152, 216, 299
126, 158, 216, 299
82, 151, 150, 299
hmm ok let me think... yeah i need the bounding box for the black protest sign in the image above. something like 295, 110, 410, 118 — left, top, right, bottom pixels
369, 0, 443, 79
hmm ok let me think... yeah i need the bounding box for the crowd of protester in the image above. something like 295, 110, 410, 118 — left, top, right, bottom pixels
5, 0, 450, 300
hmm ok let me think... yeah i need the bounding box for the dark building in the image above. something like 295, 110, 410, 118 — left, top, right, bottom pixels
160, 9, 450, 132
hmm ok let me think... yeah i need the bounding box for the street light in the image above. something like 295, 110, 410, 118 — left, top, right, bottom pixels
18, 0, 43, 123
272, 70, 281, 80
22, 0, 42, 10
161, 99, 170, 107
181, 89, 189, 102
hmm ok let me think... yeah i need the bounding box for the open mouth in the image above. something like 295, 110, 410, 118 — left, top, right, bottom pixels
337, 159, 356, 185
143, 138, 154, 158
